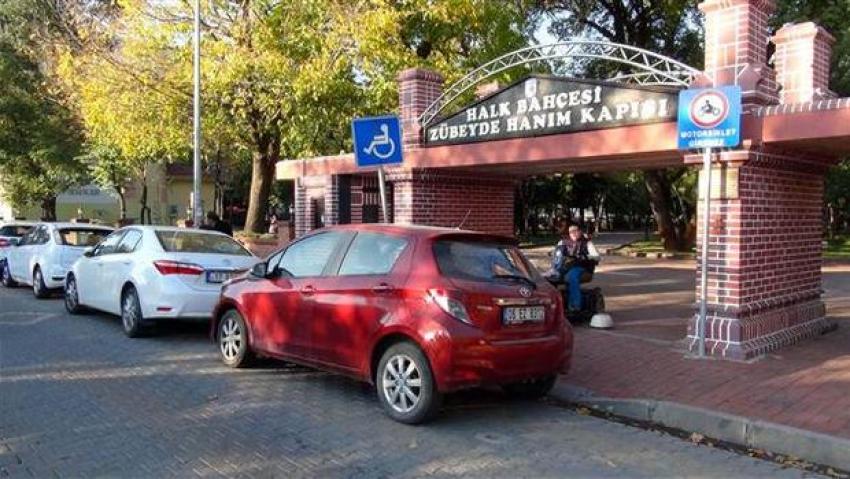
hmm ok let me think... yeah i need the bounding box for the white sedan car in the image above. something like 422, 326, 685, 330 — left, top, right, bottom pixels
64, 226, 258, 337
2, 222, 114, 297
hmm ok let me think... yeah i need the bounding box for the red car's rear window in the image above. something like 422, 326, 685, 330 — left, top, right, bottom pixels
432, 240, 540, 283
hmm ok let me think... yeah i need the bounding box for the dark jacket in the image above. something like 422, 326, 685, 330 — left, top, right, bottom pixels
201, 220, 233, 237
551, 237, 594, 274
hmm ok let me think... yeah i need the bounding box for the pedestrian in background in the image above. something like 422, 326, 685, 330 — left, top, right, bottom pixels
201, 211, 233, 236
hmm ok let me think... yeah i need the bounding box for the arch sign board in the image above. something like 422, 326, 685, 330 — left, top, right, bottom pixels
676, 86, 742, 150
424, 75, 678, 146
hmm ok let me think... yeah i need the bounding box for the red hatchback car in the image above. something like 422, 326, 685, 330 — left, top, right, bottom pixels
212, 224, 573, 423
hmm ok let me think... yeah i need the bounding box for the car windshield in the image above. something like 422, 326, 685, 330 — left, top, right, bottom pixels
433, 240, 540, 283
0, 225, 32, 237
58, 228, 111, 247
155, 230, 251, 256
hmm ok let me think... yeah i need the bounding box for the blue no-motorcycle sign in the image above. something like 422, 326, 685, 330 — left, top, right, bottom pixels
352, 115, 404, 168
677, 86, 742, 150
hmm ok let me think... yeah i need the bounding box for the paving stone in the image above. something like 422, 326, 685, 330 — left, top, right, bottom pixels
0, 286, 823, 478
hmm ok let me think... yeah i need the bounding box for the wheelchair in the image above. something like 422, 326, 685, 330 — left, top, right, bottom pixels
544, 258, 606, 324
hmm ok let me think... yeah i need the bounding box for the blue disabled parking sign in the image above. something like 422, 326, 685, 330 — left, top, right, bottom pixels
677, 86, 742, 150
352, 115, 404, 168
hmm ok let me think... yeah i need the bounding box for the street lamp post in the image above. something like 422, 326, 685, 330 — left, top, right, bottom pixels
192, 0, 203, 227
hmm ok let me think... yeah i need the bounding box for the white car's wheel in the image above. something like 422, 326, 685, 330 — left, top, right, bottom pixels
121, 287, 148, 338
0, 261, 16, 288
64, 275, 83, 314
32, 267, 49, 299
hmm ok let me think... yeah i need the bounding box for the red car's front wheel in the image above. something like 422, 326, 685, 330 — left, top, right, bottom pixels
218, 309, 254, 368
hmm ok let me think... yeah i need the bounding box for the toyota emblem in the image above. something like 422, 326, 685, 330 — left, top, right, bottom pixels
519, 286, 533, 298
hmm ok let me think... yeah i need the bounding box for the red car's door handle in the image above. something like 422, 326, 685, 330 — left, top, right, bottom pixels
300, 285, 316, 295
372, 283, 394, 294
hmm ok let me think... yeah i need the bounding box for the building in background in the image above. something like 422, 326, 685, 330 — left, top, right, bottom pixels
0, 163, 214, 225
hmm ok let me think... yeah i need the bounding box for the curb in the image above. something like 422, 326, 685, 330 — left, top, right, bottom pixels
551, 383, 850, 472
603, 247, 695, 260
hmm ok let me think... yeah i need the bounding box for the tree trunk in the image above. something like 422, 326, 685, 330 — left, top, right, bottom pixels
643, 169, 690, 251
115, 187, 126, 221
40, 196, 57, 221
244, 152, 276, 233
139, 182, 148, 225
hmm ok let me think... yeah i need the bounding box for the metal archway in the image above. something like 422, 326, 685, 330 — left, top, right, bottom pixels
419, 40, 701, 126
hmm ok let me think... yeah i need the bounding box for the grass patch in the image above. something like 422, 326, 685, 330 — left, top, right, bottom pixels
518, 234, 560, 248
617, 235, 695, 255
825, 236, 850, 259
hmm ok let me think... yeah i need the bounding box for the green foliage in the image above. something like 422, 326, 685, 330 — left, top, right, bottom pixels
825, 234, 850, 259
538, 1, 703, 68
0, 41, 83, 217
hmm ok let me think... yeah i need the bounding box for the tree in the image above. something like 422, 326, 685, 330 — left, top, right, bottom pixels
0, 0, 91, 219
56, 0, 537, 233
0, 42, 84, 220
79, 144, 131, 221
536, 0, 703, 250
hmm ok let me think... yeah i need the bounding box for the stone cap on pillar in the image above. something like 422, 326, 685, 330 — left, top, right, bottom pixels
698, 0, 775, 14
773, 22, 836, 44
397, 67, 445, 84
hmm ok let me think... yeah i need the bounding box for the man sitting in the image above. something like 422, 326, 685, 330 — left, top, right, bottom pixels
551, 225, 600, 313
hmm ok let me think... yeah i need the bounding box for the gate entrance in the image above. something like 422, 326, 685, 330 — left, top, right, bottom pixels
278, 1, 850, 360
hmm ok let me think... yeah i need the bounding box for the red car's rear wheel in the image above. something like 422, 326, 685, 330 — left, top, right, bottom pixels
377, 342, 442, 424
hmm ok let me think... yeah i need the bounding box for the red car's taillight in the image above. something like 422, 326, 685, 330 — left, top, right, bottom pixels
153, 260, 204, 276
426, 289, 473, 325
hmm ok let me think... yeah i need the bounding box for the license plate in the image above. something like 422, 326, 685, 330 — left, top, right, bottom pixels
502, 306, 546, 325
206, 271, 232, 284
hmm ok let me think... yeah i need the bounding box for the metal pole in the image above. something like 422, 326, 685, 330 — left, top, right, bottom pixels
377, 167, 389, 223
192, 0, 203, 228
698, 147, 713, 357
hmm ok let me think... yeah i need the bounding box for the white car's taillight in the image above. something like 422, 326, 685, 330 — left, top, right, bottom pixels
0, 239, 9, 248
153, 260, 204, 276
426, 289, 472, 325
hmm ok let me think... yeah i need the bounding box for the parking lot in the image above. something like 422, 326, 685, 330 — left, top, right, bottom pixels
0, 285, 824, 478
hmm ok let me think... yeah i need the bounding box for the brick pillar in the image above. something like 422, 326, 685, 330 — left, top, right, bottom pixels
772, 22, 836, 104
699, 0, 778, 106
686, 150, 834, 359
293, 179, 310, 238
323, 175, 340, 226
293, 175, 331, 237
398, 68, 444, 148
388, 168, 516, 237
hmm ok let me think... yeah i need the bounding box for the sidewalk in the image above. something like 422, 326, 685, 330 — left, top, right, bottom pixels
547, 256, 850, 470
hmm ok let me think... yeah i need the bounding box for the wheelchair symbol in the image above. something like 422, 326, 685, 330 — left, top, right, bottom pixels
362, 124, 396, 160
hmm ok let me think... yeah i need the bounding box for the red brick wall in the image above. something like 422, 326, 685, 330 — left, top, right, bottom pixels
390, 169, 516, 237
688, 150, 833, 358
350, 173, 391, 224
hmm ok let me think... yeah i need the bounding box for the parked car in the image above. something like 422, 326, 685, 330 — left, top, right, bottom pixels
64, 226, 258, 337
211, 224, 573, 424
0, 220, 36, 268
2, 222, 114, 297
